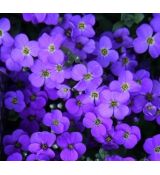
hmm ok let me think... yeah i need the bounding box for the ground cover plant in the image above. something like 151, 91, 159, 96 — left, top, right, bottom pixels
1, 13, 160, 161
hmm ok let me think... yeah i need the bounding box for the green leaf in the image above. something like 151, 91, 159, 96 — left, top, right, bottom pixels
121, 14, 134, 28
112, 21, 124, 31
134, 13, 144, 24
7, 111, 19, 122
61, 47, 79, 67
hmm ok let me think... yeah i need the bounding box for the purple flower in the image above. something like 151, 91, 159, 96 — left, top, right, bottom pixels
4, 90, 26, 112
133, 24, 160, 58
150, 15, 160, 33
24, 86, 47, 109
71, 14, 95, 38
105, 155, 135, 161
0, 17, 13, 46
133, 69, 151, 94
143, 102, 157, 121
22, 13, 59, 25
7, 152, 23, 161
82, 85, 107, 106
95, 36, 119, 68
65, 94, 93, 117
109, 70, 141, 99
29, 60, 57, 88
11, 34, 39, 67
106, 27, 133, 49
71, 61, 103, 91
143, 134, 160, 160
22, 13, 46, 24
57, 84, 71, 100
3, 129, 30, 155
20, 107, 45, 134
38, 33, 64, 62
114, 123, 141, 149
83, 112, 112, 137
132, 80, 160, 113
44, 14, 59, 25
26, 153, 50, 161
96, 90, 129, 120
43, 109, 70, 134
28, 131, 56, 160
57, 132, 86, 161
111, 52, 137, 76
65, 36, 95, 60
96, 127, 119, 150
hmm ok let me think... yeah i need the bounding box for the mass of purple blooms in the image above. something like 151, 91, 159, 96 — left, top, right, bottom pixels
1, 13, 160, 161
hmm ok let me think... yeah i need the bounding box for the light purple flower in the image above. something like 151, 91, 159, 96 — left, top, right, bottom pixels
71, 61, 103, 91
133, 24, 160, 58
95, 36, 119, 68
43, 109, 70, 134
144, 134, 160, 160
83, 112, 112, 137
114, 123, 141, 149
96, 90, 129, 120
11, 34, 39, 67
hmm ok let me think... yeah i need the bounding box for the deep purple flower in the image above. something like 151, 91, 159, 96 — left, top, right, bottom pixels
71, 61, 103, 91
83, 112, 112, 137
71, 14, 95, 38
105, 155, 135, 161
105, 27, 133, 49
3, 129, 30, 155
114, 123, 141, 149
65, 36, 95, 60
11, 34, 39, 67
95, 36, 119, 68
111, 52, 137, 76
7, 152, 23, 161
0, 17, 13, 46
4, 90, 26, 112
133, 24, 160, 58
143, 134, 160, 160
28, 131, 56, 160
20, 107, 45, 134
24, 86, 47, 109
43, 109, 70, 134
96, 90, 129, 120
57, 132, 86, 161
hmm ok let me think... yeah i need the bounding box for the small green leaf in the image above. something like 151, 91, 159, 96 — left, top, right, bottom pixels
134, 13, 144, 24
112, 21, 124, 31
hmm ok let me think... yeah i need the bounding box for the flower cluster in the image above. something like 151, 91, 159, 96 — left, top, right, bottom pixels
1, 13, 160, 161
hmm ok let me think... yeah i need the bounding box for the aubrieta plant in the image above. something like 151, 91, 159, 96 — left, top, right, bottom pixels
1, 13, 160, 161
